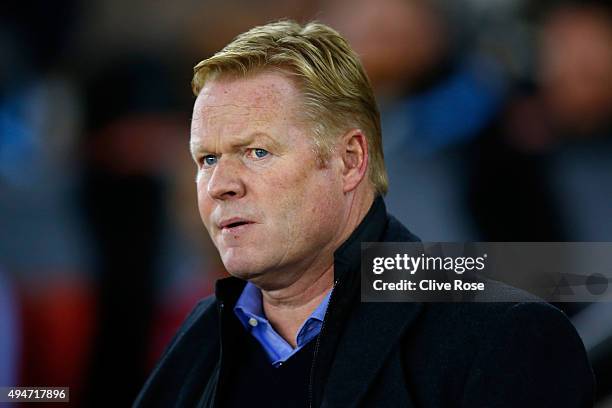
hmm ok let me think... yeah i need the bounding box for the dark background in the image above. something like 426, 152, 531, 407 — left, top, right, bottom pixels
2, 0, 612, 406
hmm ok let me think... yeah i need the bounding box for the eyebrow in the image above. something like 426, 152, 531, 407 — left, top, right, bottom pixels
190, 132, 283, 156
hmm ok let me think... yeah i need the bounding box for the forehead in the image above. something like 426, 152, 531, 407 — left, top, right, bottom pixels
191, 71, 303, 138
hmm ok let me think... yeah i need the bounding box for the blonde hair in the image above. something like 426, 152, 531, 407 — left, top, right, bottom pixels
192, 20, 388, 195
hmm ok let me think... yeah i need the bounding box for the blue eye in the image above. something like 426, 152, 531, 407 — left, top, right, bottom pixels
253, 148, 269, 158
203, 155, 217, 166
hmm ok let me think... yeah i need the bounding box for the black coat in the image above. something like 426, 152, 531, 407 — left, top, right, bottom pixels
134, 198, 595, 407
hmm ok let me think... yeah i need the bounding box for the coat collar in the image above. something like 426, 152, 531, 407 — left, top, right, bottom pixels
311, 196, 423, 408
332, 196, 388, 281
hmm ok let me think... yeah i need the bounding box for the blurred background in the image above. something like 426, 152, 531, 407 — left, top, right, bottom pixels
1, 0, 612, 406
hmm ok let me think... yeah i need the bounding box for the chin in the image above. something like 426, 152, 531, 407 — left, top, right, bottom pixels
225, 268, 261, 281
221, 253, 265, 280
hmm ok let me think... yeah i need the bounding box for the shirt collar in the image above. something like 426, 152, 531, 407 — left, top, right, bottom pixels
234, 281, 332, 327
234, 281, 263, 317
233, 281, 333, 365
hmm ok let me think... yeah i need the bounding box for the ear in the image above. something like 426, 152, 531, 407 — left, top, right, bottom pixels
340, 129, 369, 193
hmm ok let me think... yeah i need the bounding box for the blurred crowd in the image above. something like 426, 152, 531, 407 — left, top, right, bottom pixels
1, 0, 612, 406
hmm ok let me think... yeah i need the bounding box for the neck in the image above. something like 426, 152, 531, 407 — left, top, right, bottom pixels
261, 263, 333, 347
260, 189, 375, 347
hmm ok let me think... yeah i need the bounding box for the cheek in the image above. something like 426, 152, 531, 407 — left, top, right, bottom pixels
196, 183, 214, 229
258, 171, 314, 240
273, 170, 341, 238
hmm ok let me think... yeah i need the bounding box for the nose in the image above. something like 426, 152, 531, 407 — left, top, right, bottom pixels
206, 158, 246, 201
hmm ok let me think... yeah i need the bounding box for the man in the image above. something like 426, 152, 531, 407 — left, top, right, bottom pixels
135, 21, 594, 407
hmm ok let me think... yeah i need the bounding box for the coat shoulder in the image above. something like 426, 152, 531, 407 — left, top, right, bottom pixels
133, 295, 219, 407
404, 301, 595, 407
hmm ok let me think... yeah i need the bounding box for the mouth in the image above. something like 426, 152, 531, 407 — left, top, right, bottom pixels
218, 218, 255, 232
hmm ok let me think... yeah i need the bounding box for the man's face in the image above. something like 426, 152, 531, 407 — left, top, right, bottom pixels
190, 71, 346, 289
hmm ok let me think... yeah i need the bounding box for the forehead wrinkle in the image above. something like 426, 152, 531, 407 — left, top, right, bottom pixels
190, 73, 308, 155
192, 104, 262, 141
195, 84, 299, 120
193, 102, 293, 137
191, 113, 283, 151
191, 129, 286, 156
193, 73, 303, 119
192, 102, 280, 134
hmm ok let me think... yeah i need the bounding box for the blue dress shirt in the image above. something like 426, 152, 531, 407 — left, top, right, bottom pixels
234, 282, 332, 367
